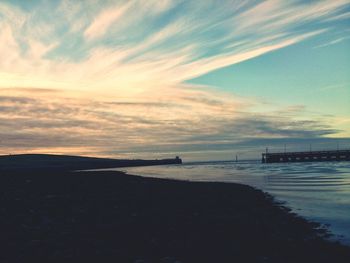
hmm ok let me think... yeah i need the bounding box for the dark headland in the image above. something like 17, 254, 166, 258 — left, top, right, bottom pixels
0, 154, 349, 263
0, 154, 182, 172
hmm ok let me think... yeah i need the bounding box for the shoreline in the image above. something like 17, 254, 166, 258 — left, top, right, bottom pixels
1, 169, 349, 262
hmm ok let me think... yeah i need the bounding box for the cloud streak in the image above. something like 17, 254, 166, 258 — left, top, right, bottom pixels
0, 88, 343, 159
84, 1, 132, 41
0, 0, 349, 159
0, 0, 349, 91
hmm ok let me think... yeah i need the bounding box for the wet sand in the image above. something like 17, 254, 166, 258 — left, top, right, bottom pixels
0, 170, 349, 262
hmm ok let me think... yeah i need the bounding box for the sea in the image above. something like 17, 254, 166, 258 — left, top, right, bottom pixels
113, 160, 350, 245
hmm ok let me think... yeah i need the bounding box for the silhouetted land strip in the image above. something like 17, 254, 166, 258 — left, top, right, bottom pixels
0, 154, 182, 172
0, 160, 349, 262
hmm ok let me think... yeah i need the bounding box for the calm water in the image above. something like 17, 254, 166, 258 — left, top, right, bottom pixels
111, 160, 350, 245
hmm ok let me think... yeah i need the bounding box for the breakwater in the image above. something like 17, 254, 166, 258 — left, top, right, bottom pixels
262, 150, 350, 163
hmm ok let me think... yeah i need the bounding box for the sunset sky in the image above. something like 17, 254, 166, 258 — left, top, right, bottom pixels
0, 0, 349, 160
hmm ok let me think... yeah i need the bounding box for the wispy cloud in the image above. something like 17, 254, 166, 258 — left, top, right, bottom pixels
0, 88, 342, 158
315, 36, 350, 48
0, 0, 348, 91
0, 0, 349, 158
84, 1, 131, 41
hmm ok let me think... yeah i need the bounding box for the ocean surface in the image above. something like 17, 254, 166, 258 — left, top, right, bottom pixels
113, 160, 350, 245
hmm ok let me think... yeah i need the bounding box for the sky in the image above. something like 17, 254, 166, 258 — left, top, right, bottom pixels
0, 0, 349, 161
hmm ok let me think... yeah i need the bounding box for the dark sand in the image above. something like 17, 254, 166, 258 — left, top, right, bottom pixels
0, 170, 349, 263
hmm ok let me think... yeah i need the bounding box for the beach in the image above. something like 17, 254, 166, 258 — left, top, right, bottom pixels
1, 169, 349, 263
1, 0, 350, 261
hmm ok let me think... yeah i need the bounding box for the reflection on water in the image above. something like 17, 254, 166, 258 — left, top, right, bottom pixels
119, 161, 350, 245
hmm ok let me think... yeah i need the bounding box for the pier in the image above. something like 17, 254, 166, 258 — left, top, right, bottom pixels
262, 150, 350, 163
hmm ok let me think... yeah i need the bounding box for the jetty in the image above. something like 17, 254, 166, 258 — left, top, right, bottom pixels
262, 149, 350, 163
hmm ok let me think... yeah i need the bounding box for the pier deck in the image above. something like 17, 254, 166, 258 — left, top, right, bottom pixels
262, 150, 350, 163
